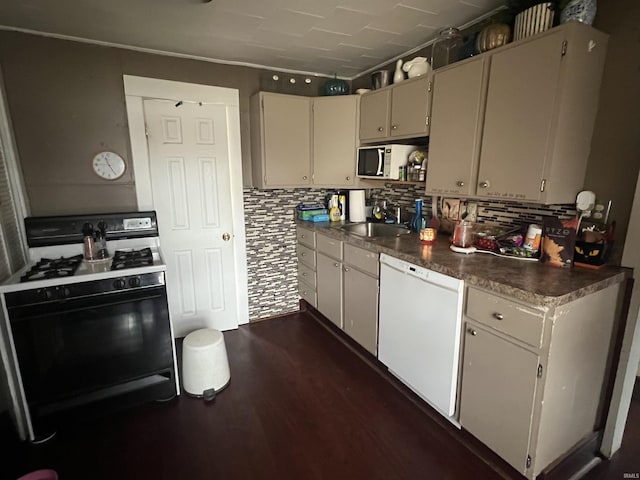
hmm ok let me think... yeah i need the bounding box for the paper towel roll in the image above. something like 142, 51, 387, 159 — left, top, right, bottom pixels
349, 190, 366, 222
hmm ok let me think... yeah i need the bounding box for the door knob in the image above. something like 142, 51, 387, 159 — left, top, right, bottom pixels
222, 233, 231, 241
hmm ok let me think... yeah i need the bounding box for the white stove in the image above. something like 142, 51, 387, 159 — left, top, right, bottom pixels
0, 211, 179, 442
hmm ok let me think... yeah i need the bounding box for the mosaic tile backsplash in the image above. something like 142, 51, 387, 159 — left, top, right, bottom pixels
242, 185, 577, 321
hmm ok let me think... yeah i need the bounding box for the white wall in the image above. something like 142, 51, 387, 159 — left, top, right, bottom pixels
602, 171, 640, 455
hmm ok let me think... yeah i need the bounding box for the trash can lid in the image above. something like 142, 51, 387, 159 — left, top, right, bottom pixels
184, 328, 223, 348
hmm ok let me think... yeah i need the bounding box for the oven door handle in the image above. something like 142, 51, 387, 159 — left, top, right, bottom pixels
7, 287, 167, 321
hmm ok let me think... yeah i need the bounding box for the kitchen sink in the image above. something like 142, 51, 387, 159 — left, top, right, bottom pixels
340, 222, 411, 238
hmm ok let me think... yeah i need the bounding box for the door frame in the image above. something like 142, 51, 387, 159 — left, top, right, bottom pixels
123, 75, 249, 326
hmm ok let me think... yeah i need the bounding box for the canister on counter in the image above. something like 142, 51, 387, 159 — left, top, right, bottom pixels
399, 165, 407, 181
524, 224, 542, 252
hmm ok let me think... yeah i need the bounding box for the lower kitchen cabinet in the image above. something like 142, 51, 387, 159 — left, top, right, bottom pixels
300, 231, 379, 353
460, 322, 540, 472
317, 251, 343, 328
343, 244, 379, 355
459, 283, 623, 479
296, 226, 317, 308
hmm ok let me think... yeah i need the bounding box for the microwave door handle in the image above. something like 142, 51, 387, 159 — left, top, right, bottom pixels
376, 149, 384, 176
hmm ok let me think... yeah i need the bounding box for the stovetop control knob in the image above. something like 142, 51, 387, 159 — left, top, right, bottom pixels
57, 286, 71, 298
128, 276, 141, 288
38, 288, 54, 301
114, 278, 127, 290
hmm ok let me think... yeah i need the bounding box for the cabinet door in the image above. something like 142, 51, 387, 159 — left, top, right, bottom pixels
477, 32, 564, 201
316, 252, 343, 329
460, 324, 539, 474
390, 75, 432, 138
313, 96, 358, 186
262, 93, 312, 186
359, 89, 390, 141
343, 267, 378, 355
426, 58, 487, 196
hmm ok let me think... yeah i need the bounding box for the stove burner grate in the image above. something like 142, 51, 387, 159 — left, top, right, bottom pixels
20, 255, 84, 282
111, 247, 153, 270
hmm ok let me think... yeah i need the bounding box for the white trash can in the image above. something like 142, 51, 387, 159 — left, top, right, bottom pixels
182, 328, 230, 401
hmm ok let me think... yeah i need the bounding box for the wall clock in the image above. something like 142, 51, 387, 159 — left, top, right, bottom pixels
92, 151, 126, 180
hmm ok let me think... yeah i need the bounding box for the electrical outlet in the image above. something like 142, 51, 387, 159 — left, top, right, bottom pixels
591, 200, 612, 223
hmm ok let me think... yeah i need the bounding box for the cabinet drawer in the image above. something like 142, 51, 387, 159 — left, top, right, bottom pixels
466, 288, 545, 348
298, 262, 316, 288
297, 243, 316, 269
317, 233, 343, 260
298, 280, 317, 308
344, 244, 379, 277
296, 226, 316, 248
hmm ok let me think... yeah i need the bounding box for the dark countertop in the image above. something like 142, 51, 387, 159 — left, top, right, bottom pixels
297, 220, 630, 308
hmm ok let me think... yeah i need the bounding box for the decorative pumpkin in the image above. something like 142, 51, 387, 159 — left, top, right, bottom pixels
323, 76, 350, 96
476, 23, 512, 53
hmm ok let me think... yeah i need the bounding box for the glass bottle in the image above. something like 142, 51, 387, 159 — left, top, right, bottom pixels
411, 199, 424, 233
431, 27, 463, 70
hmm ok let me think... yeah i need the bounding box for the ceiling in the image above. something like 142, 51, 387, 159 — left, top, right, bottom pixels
0, 0, 505, 78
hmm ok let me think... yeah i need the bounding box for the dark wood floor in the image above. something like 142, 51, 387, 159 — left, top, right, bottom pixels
3, 312, 639, 480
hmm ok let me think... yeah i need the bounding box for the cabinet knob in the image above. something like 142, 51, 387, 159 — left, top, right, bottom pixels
479, 181, 490, 189
301, 252, 306, 257
346, 176, 351, 181
456, 181, 465, 187
344, 267, 350, 272
378, 127, 384, 132
302, 272, 307, 276
493, 312, 504, 320
334, 263, 339, 268
467, 328, 477, 336
303, 175, 308, 180
391, 124, 398, 130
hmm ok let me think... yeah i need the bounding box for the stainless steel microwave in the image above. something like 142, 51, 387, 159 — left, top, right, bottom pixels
356, 144, 418, 179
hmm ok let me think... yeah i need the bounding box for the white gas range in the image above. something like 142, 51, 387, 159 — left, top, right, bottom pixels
0, 211, 179, 442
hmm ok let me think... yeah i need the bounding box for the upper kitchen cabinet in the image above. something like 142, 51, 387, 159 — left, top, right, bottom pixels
359, 75, 432, 143
251, 92, 311, 188
251, 92, 359, 189
426, 22, 608, 204
426, 57, 488, 196
312, 95, 359, 187
359, 89, 390, 142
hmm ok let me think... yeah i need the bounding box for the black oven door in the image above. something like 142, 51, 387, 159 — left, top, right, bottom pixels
8, 285, 175, 416
357, 147, 385, 177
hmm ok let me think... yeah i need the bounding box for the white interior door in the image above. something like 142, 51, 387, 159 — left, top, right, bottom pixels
144, 99, 239, 334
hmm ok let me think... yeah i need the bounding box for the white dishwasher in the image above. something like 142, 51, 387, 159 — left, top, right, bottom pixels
378, 253, 464, 423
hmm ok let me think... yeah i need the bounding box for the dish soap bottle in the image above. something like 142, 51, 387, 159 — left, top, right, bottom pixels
329, 194, 342, 222
411, 198, 424, 233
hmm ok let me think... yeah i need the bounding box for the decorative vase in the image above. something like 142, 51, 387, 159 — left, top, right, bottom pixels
561, 0, 597, 25
323, 75, 350, 96
476, 23, 512, 53
393, 59, 405, 84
